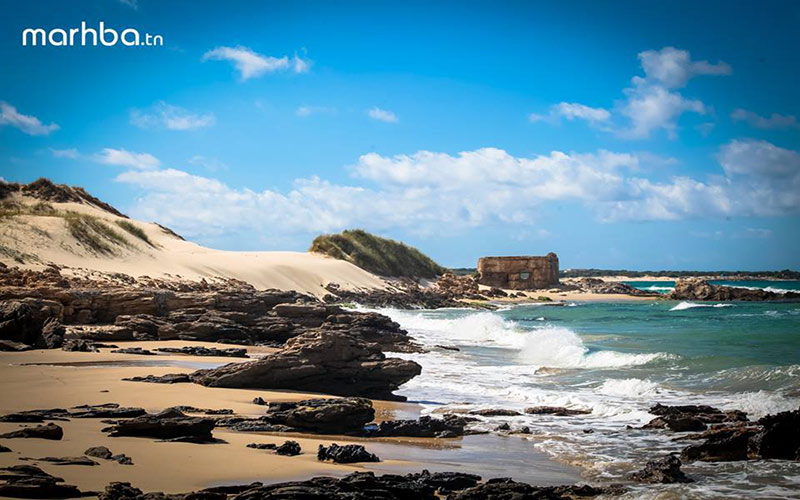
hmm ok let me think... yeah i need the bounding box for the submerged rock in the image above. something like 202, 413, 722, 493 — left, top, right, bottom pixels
629, 454, 693, 484
317, 443, 380, 463
190, 331, 421, 401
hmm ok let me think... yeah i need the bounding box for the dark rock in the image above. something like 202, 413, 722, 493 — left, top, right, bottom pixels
102, 408, 214, 441
252, 397, 267, 406
246, 443, 277, 450
61, 339, 97, 352
0, 423, 63, 440
123, 373, 191, 384
0, 340, 33, 351
644, 415, 707, 432
524, 406, 591, 416
263, 397, 375, 434
468, 408, 521, 417
275, 441, 301, 456
0, 298, 63, 349
751, 407, 800, 460
0, 445, 9, 453
0, 409, 69, 422
173, 406, 233, 415
570, 278, 657, 297
70, 403, 146, 418
23, 456, 98, 466
190, 331, 421, 401
98, 482, 143, 500
495, 423, 510, 431
112, 455, 134, 465
111, 347, 155, 355
317, 443, 379, 463
0, 465, 83, 499
156, 346, 248, 358
681, 427, 757, 462
85, 446, 113, 459
629, 454, 693, 483
365, 415, 467, 438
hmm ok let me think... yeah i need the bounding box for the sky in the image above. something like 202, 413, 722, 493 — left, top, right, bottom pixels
1, 0, 799, 270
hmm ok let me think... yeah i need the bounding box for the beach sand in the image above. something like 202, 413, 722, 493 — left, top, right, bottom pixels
0, 341, 580, 493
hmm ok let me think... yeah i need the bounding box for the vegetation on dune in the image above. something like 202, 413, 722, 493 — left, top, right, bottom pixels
0, 200, 56, 217
64, 212, 130, 255
115, 220, 156, 247
310, 229, 448, 279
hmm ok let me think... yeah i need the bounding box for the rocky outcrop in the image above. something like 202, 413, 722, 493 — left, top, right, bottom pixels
670, 278, 800, 301
0, 465, 84, 499
524, 406, 592, 416
365, 414, 468, 438
101, 408, 215, 442
0, 298, 64, 349
568, 278, 657, 296
85, 446, 134, 465
448, 478, 622, 500
156, 346, 248, 357
317, 443, 380, 463
191, 331, 421, 401
0, 423, 63, 440
275, 441, 301, 456
261, 397, 375, 434
629, 454, 693, 483
643, 403, 747, 432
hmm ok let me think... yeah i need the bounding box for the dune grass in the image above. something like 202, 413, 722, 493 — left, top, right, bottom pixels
64, 212, 129, 255
310, 229, 447, 279
115, 220, 155, 247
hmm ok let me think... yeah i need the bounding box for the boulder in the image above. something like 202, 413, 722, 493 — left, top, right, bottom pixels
0, 465, 83, 499
0, 423, 63, 440
275, 441, 301, 456
629, 454, 693, 483
365, 415, 467, 438
190, 331, 421, 401
750, 407, 800, 460
317, 443, 380, 463
263, 397, 375, 434
101, 408, 215, 442
0, 299, 63, 348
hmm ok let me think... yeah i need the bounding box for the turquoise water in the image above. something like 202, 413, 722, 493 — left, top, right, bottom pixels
369, 300, 800, 498
625, 279, 800, 295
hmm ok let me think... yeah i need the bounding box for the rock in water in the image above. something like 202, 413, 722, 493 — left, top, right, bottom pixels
317, 444, 380, 463
670, 278, 800, 301
101, 408, 215, 441
751, 407, 800, 460
263, 397, 375, 434
0, 423, 63, 440
629, 454, 693, 483
190, 331, 421, 401
365, 415, 468, 438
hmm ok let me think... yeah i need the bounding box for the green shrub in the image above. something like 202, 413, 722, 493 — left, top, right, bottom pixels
537, 295, 553, 302
310, 229, 447, 279
115, 220, 155, 247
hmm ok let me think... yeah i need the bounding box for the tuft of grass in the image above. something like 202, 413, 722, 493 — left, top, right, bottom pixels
115, 220, 155, 247
64, 212, 130, 255
0, 201, 56, 218
310, 229, 447, 279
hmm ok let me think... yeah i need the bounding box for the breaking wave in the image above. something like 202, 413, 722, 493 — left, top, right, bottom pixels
670, 301, 734, 311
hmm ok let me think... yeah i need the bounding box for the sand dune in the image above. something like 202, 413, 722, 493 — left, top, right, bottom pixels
0, 191, 387, 297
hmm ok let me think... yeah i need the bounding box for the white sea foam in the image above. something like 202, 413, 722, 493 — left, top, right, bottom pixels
670, 301, 734, 311
596, 378, 662, 398
518, 326, 671, 368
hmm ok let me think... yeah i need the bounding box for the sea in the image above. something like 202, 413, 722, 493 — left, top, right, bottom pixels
359, 282, 800, 499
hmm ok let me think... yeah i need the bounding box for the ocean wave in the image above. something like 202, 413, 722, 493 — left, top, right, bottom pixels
640, 285, 674, 292
518, 326, 672, 369
669, 301, 734, 311
595, 378, 663, 398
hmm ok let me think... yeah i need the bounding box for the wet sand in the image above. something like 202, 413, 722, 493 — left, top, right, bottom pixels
0, 341, 580, 493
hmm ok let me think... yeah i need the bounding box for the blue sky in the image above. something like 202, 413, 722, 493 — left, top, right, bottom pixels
1, 0, 799, 270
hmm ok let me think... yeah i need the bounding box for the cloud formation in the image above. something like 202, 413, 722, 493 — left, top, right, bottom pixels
367, 107, 398, 123
0, 101, 59, 136
203, 46, 310, 81
95, 148, 160, 170
731, 108, 799, 130
529, 102, 610, 125
114, 141, 799, 243
130, 101, 215, 130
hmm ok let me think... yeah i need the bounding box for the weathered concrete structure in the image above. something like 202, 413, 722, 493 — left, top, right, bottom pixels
477, 253, 559, 290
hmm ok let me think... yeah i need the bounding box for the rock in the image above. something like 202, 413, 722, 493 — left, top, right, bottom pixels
0, 465, 84, 499
70, 403, 146, 418
681, 427, 757, 462
275, 441, 301, 456
495, 423, 510, 431
246, 443, 277, 450
0, 409, 69, 422
173, 406, 234, 415
123, 373, 191, 384
0, 340, 33, 351
568, 278, 656, 297
750, 407, 800, 460
102, 408, 215, 442
0, 423, 63, 440
61, 339, 98, 352
644, 415, 707, 432
111, 454, 134, 465
22, 456, 98, 466
85, 446, 113, 459
190, 331, 421, 401
156, 346, 248, 358
317, 443, 380, 463
0, 299, 63, 349
252, 397, 267, 406
98, 482, 144, 500
409, 470, 481, 493
111, 347, 155, 355
365, 415, 467, 438
629, 454, 693, 483
263, 398, 375, 434
524, 406, 591, 416
670, 278, 800, 301
468, 408, 521, 417
644, 403, 747, 432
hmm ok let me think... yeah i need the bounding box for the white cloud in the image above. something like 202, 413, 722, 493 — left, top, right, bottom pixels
130, 102, 215, 130
529, 102, 610, 125
50, 148, 79, 159
95, 148, 160, 170
618, 84, 706, 139
188, 155, 227, 172
296, 105, 335, 117
731, 108, 799, 130
367, 107, 398, 123
637, 47, 731, 89
0, 102, 59, 136
203, 46, 310, 81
